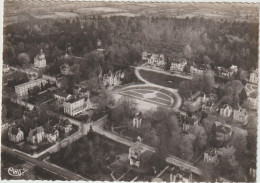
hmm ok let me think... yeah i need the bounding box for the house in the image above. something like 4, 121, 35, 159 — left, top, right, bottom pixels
215, 65, 238, 79
46, 128, 59, 143
8, 127, 24, 143
220, 104, 233, 118
147, 54, 166, 67
169, 167, 192, 182
27, 126, 45, 144
142, 52, 151, 60
190, 64, 208, 76
249, 160, 256, 179
128, 142, 147, 168
53, 90, 71, 101
215, 122, 232, 141
15, 78, 48, 97
133, 112, 143, 128
63, 97, 85, 116
170, 58, 187, 72
3, 64, 10, 73
182, 115, 199, 132
59, 119, 73, 134
103, 70, 124, 88
204, 148, 219, 164
248, 92, 258, 110
233, 106, 248, 123
202, 101, 216, 114
97, 39, 102, 47
34, 49, 46, 68
249, 69, 258, 84
43, 74, 57, 84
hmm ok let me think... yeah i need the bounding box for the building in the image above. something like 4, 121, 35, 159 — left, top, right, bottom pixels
220, 104, 233, 118
170, 58, 187, 72
46, 129, 59, 143
183, 91, 203, 112
128, 142, 147, 168
27, 126, 45, 144
63, 97, 85, 116
142, 52, 150, 61
147, 54, 166, 67
215, 65, 238, 79
3, 64, 10, 73
202, 101, 216, 114
204, 148, 219, 164
182, 115, 199, 132
233, 107, 248, 123
26, 69, 39, 81
248, 92, 258, 110
103, 70, 124, 88
59, 119, 73, 134
54, 90, 71, 101
15, 78, 47, 97
249, 69, 258, 84
34, 49, 46, 68
190, 64, 208, 76
133, 112, 143, 128
215, 122, 232, 141
8, 127, 24, 143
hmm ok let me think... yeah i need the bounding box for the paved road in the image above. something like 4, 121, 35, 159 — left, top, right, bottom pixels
2, 145, 90, 181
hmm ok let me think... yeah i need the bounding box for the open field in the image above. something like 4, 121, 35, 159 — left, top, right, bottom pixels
139, 69, 189, 89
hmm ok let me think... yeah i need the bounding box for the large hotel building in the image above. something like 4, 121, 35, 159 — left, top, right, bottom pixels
15, 78, 47, 97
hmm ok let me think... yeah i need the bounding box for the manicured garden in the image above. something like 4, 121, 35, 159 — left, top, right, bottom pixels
139, 69, 189, 89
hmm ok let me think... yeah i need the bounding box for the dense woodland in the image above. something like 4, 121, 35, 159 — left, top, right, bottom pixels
3, 16, 258, 77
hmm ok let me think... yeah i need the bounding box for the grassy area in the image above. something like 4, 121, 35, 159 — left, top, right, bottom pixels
139, 69, 188, 89
156, 92, 171, 100
50, 132, 128, 181
122, 90, 143, 98
122, 128, 140, 139
132, 89, 154, 94
148, 97, 171, 106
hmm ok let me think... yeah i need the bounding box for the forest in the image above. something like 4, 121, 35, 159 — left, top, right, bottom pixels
3, 15, 258, 80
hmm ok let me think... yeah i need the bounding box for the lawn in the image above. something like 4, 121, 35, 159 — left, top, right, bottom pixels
121, 90, 143, 98
132, 89, 154, 94
156, 92, 171, 100
122, 128, 140, 139
139, 69, 188, 89
148, 97, 171, 106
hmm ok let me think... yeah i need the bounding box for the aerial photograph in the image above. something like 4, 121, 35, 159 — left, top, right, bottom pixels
1, 1, 259, 182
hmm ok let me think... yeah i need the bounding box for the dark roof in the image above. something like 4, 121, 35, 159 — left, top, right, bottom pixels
29, 126, 44, 137
54, 90, 69, 98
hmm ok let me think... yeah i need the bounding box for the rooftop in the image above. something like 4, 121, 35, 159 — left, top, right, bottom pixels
15, 78, 46, 88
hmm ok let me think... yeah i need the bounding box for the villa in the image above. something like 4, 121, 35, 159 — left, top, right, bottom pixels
54, 90, 71, 101
129, 142, 147, 168
60, 64, 72, 76
202, 101, 217, 114
219, 104, 233, 118
103, 70, 124, 88
8, 127, 24, 143
133, 112, 143, 128
182, 114, 199, 132
63, 97, 85, 116
215, 65, 238, 79
27, 126, 45, 144
204, 148, 219, 164
190, 64, 208, 76
58, 119, 73, 134
34, 49, 46, 68
46, 128, 59, 143
170, 58, 187, 72
215, 122, 232, 141
145, 52, 166, 67
233, 107, 248, 123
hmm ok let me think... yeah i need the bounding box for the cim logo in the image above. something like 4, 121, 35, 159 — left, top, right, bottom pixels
8, 167, 28, 177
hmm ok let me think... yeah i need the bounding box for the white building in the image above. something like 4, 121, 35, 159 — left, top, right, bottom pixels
170, 58, 187, 72
8, 127, 24, 143
133, 112, 143, 128
147, 54, 166, 67
34, 49, 46, 68
249, 69, 258, 84
15, 78, 47, 97
220, 104, 233, 118
63, 97, 85, 116
27, 126, 45, 144
103, 70, 124, 88
248, 92, 258, 110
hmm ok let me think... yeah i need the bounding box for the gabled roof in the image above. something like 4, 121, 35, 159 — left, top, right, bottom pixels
28, 126, 44, 137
